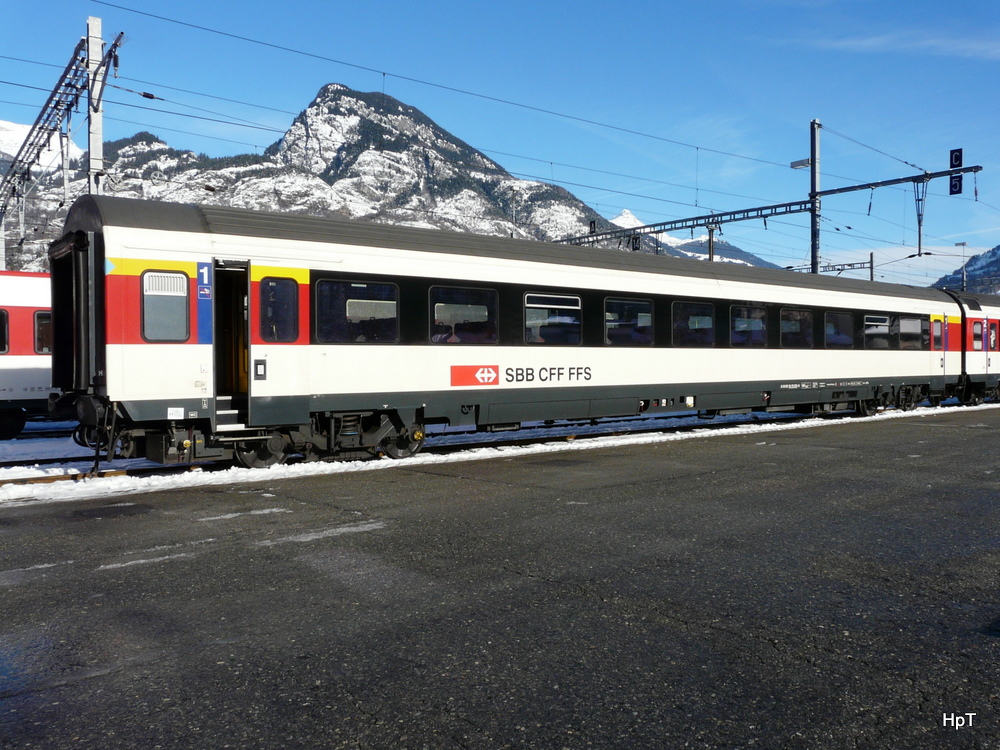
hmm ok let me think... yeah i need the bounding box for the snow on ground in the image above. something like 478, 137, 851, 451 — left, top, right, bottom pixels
0, 403, 996, 507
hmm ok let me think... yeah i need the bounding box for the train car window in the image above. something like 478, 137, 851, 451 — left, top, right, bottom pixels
141, 271, 190, 342
260, 277, 298, 343
824, 312, 854, 349
605, 298, 653, 346
672, 301, 715, 347
524, 293, 581, 345
973, 321, 984, 351
34, 311, 52, 354
315, 280, 398, 343
990, 322, 998, 352
730, 306, 766, 348
780, 309, 813, 349
898, 317, 923, 351
429, 287, 498, 344
0, 310, 7, 354
932, 320, 944, 351
864, 315, 891, 349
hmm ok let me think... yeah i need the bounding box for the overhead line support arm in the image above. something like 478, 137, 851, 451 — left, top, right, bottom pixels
814, 165, 982, 199
559, 200, 813, 247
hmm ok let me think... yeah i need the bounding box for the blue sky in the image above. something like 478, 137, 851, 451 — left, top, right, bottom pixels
3, 0, 1000, 285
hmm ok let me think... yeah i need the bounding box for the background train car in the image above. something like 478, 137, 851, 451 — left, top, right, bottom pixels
0, 271, 52, 439
945, 291, 1000, 403
48, 196, 991, 467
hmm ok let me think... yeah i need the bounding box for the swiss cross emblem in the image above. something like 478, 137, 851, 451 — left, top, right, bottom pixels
451, 365, 500, 386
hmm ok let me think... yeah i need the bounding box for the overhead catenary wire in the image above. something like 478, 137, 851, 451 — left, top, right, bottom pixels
821, 124, 927, 174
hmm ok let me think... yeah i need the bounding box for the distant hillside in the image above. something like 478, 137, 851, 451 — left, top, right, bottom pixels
932, 244, 1000, 294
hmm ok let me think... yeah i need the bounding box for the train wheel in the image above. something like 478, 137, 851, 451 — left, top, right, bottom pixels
898, 388, 917, 411
381, 424, 425, 459
0, 409, 27, 440
855, 399, 878, 417
234, 433, 289, 469
960, 383, 984, 406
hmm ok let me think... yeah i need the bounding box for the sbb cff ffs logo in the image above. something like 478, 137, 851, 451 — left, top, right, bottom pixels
451, 365, 499, 386
450, 365, 593, 386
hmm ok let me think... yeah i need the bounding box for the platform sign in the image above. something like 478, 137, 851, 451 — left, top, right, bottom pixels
950, 175, 963, 196
950, 149, 963, 169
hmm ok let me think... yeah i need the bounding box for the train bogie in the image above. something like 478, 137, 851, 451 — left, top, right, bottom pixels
48, 196, 999, 466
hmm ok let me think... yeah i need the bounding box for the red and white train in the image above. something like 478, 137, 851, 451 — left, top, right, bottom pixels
47, 195, 999, 466
0, 271, 52, 439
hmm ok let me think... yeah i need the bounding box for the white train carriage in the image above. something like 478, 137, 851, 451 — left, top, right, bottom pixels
48, 196, 989, 467
0, 271, 52, 439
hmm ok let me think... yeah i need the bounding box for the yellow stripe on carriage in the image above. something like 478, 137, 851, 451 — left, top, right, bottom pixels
250, 265, 310, 283
105, 257, 200, 276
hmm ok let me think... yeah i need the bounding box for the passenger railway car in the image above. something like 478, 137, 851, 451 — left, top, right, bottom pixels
48, 195, 999, 467
0, 271, 52, 439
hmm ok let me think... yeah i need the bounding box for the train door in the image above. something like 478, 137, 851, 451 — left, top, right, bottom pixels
213, 260, 250, 427
988, 319, 998, 379
970, 317, 987, 375
930, 314, 946, 387
245, 265, 310, 428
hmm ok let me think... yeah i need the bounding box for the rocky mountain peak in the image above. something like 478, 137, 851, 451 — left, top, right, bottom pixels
3, 83, 779, 271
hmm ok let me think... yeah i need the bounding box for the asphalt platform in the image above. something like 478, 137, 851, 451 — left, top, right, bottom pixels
1, 407, 998, 748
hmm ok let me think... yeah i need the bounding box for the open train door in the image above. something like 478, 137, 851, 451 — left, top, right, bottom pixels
212, 259, 250, 429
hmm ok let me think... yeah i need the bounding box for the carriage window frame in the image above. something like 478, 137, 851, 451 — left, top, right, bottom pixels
605, 297, 654, 347
0, 309, 7, 354
672, 301, 715, 347
524, 293, 582, 346
823, 311, 854, 349
429, 286, 498, 345
141, 270, 190, 343
315, 279, 399, 344
864, 314, 891, 350
973, 321, 984, 351
898, 316, 924, 351
780, 308, 814, 349
730, 305, 767, 348
259, 277, 299, 343
34, 311, 52, 354
932, 319, 944, 351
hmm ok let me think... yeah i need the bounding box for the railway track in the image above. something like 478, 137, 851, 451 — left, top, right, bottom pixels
6, 399, 993, 491
0, 409, 840, 489
13, 427, 75, 441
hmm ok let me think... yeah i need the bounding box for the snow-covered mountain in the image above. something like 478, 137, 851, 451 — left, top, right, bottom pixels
2, 84, 775, 271
932, 245, 1000, 294
0, 119, 83, 171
